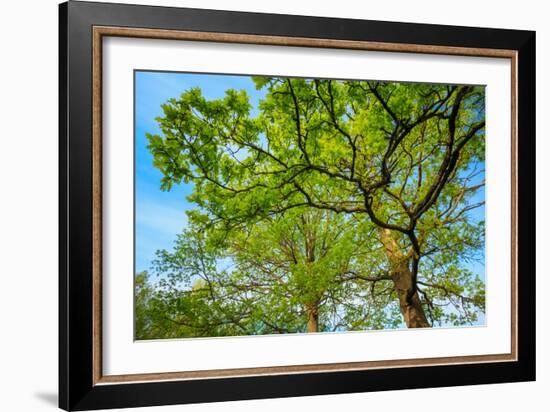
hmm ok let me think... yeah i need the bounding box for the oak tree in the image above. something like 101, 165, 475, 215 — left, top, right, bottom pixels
144, 77, 486, 334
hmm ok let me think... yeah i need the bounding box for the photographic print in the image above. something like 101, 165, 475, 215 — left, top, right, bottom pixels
134, 71, 486, 340
60, 5, 534, 408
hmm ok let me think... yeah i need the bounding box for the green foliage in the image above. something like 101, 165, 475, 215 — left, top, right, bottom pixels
139, 77, 486, 338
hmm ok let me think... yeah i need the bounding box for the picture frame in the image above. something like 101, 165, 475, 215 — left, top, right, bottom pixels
59, 1, 536, 410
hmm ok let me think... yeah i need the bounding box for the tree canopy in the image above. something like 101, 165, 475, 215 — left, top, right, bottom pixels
137, 76, 486, 339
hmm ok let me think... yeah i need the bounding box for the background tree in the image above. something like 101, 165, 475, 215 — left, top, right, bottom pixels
140, 209, 404, 338
146, 77, 485, 331
135, 271, 169, 339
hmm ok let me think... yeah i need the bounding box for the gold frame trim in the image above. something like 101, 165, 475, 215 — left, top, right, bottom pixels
92, 26, 518, 385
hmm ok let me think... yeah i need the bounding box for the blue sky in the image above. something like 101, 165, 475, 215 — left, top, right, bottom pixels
135, 71, 265, 272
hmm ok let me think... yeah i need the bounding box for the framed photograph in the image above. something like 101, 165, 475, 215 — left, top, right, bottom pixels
59, 1, 535, 410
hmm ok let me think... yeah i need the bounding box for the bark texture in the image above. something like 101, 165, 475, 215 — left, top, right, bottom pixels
305, 304, 319, 333
379, 229, 430, 328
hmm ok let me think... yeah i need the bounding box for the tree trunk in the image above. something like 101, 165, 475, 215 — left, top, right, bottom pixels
379, 229, 430, 328
305, 304, 319, 333
393, 272, 430, 328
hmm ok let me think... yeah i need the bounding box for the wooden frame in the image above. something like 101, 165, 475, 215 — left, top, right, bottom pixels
60, 1, 535, 410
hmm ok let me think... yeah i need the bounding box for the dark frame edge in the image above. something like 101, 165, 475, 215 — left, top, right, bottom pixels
59, 2, 69, 410
516, 30, 536, 382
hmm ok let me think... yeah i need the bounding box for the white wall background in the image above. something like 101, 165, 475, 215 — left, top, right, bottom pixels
0, 1, 545, 411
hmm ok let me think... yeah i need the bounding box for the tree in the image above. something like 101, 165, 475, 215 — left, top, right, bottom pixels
143, 209, 403, 338
146, 77, 485, 332
135, 271, 167, 339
